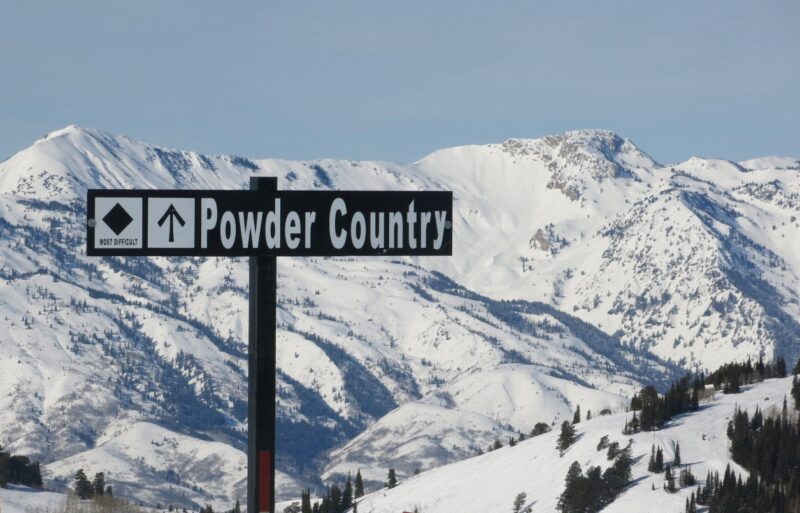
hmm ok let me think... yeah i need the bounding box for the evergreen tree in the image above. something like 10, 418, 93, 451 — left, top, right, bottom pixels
556, 462, 584, 512
531, 423, 551, 436
341, 473, 353, 511
627, 411, 639, 433
512, 492, 527, 513
573, 405, 581, 424
93, 472, 105, 497
602, 443, 632, 501
557, 421, 576, 455
793, 374, 800, 410
776, 356, 787, 378
647, 444, 656, 472
329, 484, 342, 511
630, 393, 642, 411
673, 442, 681, 466
106, 485, 113, 497
0, 446, 8, 486
684, 493, 698, 513
232, 501, 241, 513
387, 468, 397, 489
679, 467, 696, 487
655, 447, 664, 473
301, 489, 312, 513
586, 410, 592, 421
664, 465, 677, 493
606, 441, 620, 461
74, 469, 93, 500
354, 469, 364, 498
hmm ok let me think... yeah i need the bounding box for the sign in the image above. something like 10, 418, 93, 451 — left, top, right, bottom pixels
86, 178, 453, 513
87, 189, 453, 257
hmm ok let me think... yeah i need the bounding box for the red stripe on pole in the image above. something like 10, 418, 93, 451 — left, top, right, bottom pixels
259, 450, 272, 513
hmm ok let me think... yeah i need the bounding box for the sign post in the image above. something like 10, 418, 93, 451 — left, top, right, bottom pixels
86, 180, 453, 513
249, 176, 277, 513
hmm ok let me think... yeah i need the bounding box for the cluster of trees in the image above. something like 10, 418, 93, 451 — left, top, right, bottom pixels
686, 466, 787, 513
647, 444, 665, 473
185, 502, 241, 513
555, 441, 632, 513
0, 446, 43, 488
725, 404, 800, 508
706, 356, 788, 394
571, 405, 596, 424
663, 464, 695, 494
300, 471, 366, 513
624, 375, 700, 433
686, 359, 800, 513
555, 357, 800, 513
74, 470, 112, 500
645, 441, 695, 494
624, 356, 794, 435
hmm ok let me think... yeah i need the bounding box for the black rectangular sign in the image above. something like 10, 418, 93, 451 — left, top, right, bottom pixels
86, 189, 453, 257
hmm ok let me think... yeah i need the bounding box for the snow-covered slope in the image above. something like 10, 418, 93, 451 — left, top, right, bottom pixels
0, 486, 68, 513
406, 134, 800, 371
322, 365, 628, 488
0, 126, 798, 507
355, 376, 796, 513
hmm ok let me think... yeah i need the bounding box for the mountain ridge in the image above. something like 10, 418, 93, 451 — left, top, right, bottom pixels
1, 125, 798, 508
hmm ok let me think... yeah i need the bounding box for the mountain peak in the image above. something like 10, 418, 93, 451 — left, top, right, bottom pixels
561, 128, 623, 142
739, 156, 800, 171
39, 124, 96, 142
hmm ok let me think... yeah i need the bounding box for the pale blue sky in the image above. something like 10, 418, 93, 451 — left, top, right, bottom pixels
1, 1, 798, 164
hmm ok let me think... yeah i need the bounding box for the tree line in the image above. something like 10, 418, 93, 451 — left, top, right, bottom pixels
0, 445, 43, 488
300, 470, 367, 513
684, 357, 800, 512
623, 374, 700, 433
688, 465, 787, 513
624, 356, 791, 434
706, 356, 788, 394
712, 401, 800, 511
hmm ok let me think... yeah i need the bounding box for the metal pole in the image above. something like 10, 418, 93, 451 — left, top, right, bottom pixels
248, 176, 277, 513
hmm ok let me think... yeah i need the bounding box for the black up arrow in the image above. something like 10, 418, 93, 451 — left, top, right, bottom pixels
157, 204, 186, 243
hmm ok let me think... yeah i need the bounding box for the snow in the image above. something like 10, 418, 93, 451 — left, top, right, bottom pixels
44, 421, 246, 508
355, 377, 795, 513
322, 365, 628, 486
0, 125, 798, 508
0, 486, 67, 513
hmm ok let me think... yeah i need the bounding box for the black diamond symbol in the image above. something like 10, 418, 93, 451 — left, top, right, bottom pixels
102, 203, 134, 235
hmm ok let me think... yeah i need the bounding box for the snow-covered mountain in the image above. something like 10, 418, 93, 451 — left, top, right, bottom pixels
354, 376, 797, 513
0, 126, 797, 508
